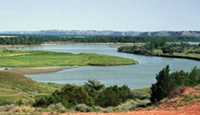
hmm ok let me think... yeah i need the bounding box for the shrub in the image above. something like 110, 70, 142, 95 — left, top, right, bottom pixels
16, 99, 24, 106
4, 104, 16, 111
74, 104, 93, 112
102, 107, 114, 113
33, 84, 94, 108
168, 86, 184, 99
96, 87, 119, 107
57, 84, 94, 107
131, 90, 150, 100
150, 65, 177, 103
84, 79, 105, 91
115, 105, 133, 111
48, 103, 66, 113
95, 85, 131, 107
150, 65, 200, 103
188, 66, 200, 86
84, 79, 105, 100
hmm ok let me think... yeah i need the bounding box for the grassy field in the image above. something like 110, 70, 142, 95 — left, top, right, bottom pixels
0, 49, 137, 67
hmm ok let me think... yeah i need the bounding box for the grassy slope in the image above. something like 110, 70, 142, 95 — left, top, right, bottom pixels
0, 70, 62, 105
0, 49, 137, 67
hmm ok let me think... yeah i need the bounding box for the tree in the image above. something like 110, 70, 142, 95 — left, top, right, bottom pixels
95, 85, 131, 107
84, 79, 105, 100
95, 86, 120, 107
84, 79, 105, 91
150, 65, 176, 103
57, 84, 94, 107
188, 66, 200, 86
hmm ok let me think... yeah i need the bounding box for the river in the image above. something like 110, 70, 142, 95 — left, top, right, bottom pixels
11, 45, 200, 89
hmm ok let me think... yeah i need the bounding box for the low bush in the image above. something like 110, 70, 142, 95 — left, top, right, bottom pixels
48, 103, 66, 113
33, 80, 132, 108
74, 104, 93, 112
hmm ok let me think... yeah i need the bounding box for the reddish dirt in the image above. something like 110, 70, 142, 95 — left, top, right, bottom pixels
43, 100, 200, 115
43, 87, 200, 115
180, 87, 197, 96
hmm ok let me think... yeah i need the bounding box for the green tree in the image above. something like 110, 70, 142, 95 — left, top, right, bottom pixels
84, 79, 105, 101
150, 65, 176, 103
95, 85, 131, 107
57, 84, 94, 107
188, 66, 200, 86
95, 86, 120, 107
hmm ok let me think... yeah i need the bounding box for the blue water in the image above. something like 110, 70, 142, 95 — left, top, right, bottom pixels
10, 45, 200, 88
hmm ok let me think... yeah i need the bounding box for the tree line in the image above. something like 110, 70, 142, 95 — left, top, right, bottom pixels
0, 35, 200, 45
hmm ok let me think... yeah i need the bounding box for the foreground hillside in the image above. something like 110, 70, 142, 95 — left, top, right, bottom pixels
0, 66, 199, 115
0, 49, 137, 67
0, 70, 61, 105
65, 87, 200, 115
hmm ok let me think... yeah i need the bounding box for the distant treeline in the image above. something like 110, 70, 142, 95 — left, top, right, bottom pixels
0, 35, 200, 45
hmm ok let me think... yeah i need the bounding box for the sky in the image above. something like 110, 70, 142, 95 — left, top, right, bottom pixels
0, 0, 200, 31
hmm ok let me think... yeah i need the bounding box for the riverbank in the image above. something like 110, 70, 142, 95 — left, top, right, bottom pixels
154, 54, 200, 61
11, 67, 75, 74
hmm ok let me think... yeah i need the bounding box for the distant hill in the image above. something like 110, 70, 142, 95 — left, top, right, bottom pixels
0, 30, 200, 37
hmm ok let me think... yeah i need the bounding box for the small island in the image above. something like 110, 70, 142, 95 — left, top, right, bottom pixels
0, 49, 137, 67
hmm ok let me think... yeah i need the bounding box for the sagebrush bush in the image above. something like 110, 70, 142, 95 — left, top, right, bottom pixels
74, 104, 93, 112
131, 90, 150, 100
102, 107, 114, 113
48, 103, 66, 113
115, 105, 133, 111
4, 104, 16, 111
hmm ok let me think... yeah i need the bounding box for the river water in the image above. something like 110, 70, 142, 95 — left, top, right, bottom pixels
11, 45, 200, 89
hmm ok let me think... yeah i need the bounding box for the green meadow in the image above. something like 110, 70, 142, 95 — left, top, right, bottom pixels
0, 49, 137, 67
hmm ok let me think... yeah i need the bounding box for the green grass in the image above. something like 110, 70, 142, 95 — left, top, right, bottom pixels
0, 70, 61, 105
0, 70, 46, 92
0, 49, 137, 67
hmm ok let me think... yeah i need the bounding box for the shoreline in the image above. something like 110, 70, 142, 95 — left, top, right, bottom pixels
155, 54, 200, 61
120, 51, 200, 61
10, 67, 75, 74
